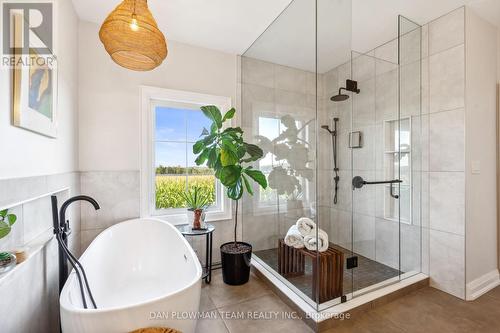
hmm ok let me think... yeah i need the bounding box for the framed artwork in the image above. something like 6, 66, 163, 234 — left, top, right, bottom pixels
12, 14, 58, 138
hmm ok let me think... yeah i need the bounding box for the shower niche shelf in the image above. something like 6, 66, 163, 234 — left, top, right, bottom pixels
383, 117, 412, 224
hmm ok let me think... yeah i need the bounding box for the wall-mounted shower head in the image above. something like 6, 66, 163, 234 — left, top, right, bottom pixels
331, 89, 350, 102
330, 79, 360, 103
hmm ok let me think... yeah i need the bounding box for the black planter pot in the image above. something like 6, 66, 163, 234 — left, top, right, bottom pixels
220, 242, 252, 285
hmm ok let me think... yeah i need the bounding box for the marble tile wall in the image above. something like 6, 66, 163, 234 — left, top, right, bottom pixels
424, 7, 466, 299
79, 170, 244, 263
0, 172, 80, 332
80, 171, 140, 250
240, 6, 467, 301
324, 41, 423, 274
240, 57, 319, 253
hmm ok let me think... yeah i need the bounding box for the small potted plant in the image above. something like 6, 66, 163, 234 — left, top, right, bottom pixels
181, 186, 211, 230
193, 105, 267, 285
0, 209, 17, 239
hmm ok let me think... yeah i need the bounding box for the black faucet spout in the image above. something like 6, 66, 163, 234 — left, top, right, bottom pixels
59, 195, 100, 231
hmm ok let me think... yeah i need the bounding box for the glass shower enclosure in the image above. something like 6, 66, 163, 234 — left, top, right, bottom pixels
241, 0, 423, 312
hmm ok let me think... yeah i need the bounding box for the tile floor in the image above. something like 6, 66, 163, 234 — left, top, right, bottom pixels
196, 269, 314, 333
255, 244, 400, 300
198, 268, 500, 333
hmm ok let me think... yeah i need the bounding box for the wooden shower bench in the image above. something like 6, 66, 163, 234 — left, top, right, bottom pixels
278, 239, 344, 303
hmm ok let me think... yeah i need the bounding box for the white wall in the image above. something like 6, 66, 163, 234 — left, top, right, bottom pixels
0, 0, 80, 331
77, 21, 238, 261
0, 0, 79, 179
464, 8, 498, 296
78, 21, 237, 172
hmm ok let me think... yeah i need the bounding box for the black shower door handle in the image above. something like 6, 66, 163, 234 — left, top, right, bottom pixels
352, 176, 402, 199
352, 176, 402, 189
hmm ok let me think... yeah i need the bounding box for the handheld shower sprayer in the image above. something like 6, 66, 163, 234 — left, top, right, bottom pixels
321, 118, 340, 204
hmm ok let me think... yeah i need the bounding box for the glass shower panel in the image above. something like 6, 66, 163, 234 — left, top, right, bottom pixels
241, 0, 422, 312
350, 48, 402, 295
242, 0, 353, 310
241, 0, 319, 309
317, 0, 353, 308
398, 15, 422, 277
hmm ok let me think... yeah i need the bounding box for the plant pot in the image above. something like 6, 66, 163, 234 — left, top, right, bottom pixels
220, 242, 252, 285
187, 208, 206, 230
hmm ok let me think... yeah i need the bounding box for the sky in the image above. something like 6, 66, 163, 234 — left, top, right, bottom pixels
154, 107, 289, 169
155, 106, 212, 168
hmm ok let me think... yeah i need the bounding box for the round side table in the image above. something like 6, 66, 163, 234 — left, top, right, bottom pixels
176, 223, 214, 283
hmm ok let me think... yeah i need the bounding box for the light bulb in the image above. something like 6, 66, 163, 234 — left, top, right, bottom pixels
130, 14, 139, 31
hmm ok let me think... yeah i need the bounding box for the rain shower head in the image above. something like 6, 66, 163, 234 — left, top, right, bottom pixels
330, 79, 360, 103
330, 90, 350, 102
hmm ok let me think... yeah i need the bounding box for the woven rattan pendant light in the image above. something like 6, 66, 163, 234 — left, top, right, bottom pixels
99, 0, 167, 71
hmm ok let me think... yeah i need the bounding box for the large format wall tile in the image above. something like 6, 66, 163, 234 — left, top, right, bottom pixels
352, 126, 376, 172
428, 7, 465, 56
399, 27, 422, 66
324, 68, 339, 96
0, 239, 59, 332
374, 39, 398, 67
241, 57, 274, 88
330, 208, 352, 247
375, 69, 398, 122
352, 78, 376, 128
429, 108, 465, 172
429, 229, 465, 298
353, 213, 376, 260
274, 65, 307, 93
429, 44, 465, 113
429, 172, 465, 235
352, 52, 375, 82
80, 171, 140, 231
401, 223, 422, 273
400, 61, 421, 118
0, 173, 79, 333
375, 218, 399, 269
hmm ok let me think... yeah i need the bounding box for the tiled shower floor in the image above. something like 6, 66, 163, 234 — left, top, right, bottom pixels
254, 244, 401, 301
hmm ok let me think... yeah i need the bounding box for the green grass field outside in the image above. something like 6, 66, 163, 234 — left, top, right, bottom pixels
155, 175, 216, 209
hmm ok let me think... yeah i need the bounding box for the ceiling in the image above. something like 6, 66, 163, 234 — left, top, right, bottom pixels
73, 0, 500, 71
72, 0, 292, 55
352, 0, 500, 53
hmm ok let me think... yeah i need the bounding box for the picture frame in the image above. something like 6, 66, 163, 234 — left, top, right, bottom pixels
12, 13, 58, 138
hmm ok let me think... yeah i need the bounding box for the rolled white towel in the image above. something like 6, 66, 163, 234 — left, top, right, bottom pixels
296, 217, 316, 237
304, 229, 329, 252
284, 225, 304, 249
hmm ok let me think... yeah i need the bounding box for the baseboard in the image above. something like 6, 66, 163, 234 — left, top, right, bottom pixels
466, 269, 500, 301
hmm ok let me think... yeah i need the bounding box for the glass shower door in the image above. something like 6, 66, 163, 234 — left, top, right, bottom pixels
349, 47, 403, 296
348, 15, 422, 298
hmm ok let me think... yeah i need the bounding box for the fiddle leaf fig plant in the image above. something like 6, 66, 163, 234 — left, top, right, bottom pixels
0, 209, 17, 240
193, 105, 267, 246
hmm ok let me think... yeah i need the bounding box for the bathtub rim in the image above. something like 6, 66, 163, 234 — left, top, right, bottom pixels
60, 217, 202, 314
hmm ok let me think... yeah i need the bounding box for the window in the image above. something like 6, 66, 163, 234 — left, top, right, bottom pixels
141, 87, 232, 223
256, 114, 314, 212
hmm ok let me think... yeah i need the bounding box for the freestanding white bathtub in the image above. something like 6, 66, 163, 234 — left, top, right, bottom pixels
60, 218, 202, 333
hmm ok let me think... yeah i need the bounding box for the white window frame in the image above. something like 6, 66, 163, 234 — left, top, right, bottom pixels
141, 86, 232, 224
